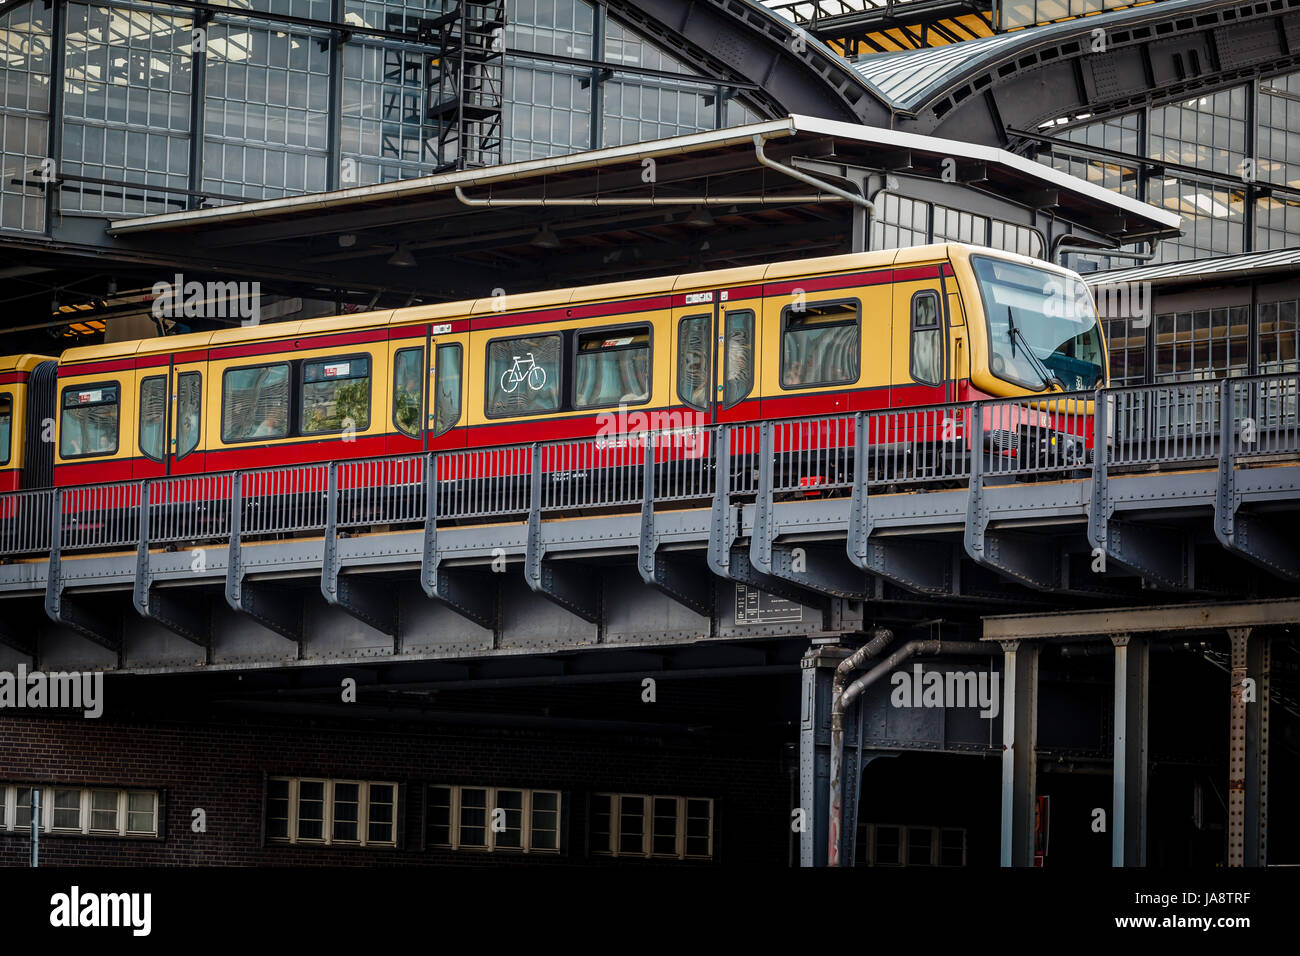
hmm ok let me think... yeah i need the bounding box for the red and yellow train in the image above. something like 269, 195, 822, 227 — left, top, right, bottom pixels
0, 243, 1104, 500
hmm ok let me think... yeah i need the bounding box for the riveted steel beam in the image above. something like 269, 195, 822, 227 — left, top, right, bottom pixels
525, 445, 602, 624
421, 454, 499, 631
1000, 639, 1039, 868
638, 440, 711, 615
1088, 394, 1193, 591
1111, 633, 1148, 867
225, 473, 302, 645
751, 422, 880, 600
322, 463, 399, 639
44, 490, 120, 653
1215, 385, 1300, 582
133, 482, 210, 647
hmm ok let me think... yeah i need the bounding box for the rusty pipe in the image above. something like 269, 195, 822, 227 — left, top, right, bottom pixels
828, 638, 997, 867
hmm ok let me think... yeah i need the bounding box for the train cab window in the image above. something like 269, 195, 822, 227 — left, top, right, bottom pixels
676, 315, 710, 411
723, 310, 755, 408
781, 301, 860, 388
486, 334, 561, 418
393, 348, 423, 438
301, 356, 371, 435
221, 363, 289, 443
139, 376, 166, 461
434, 343, 462, 436
177, 371, 201, 458
0, 393, 10, 466
574, 326, 651, 409
910, 292, 942, 386
60, 383, 120, 458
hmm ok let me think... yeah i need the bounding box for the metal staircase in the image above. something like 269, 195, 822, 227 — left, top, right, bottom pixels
422, 1, 507, 171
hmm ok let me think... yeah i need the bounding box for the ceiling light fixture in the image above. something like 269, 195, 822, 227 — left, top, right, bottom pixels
530, 224, 561, 249
387, 243, 416, 267
684, 204, 715, 228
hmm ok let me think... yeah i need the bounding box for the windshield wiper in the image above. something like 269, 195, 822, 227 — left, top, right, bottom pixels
1007, 306, 1057, 390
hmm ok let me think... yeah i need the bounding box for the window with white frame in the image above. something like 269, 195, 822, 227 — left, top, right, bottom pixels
265, 777, 398, 848
0, 784, 160, 838
590, 793, 713, 859
424, 784, 562, 853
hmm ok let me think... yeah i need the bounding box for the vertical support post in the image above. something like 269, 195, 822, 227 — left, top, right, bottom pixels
30, 787, 39, 867
1244, 629, 1270, 867
799, 643, 850, 867
999, 639, 1038, 867
1227, 626, 1251, 867
1111, 633, 1149, 867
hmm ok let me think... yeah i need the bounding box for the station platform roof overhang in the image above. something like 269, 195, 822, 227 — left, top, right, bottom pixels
1086, 246, 1300, 290
90, 116, 1178, 302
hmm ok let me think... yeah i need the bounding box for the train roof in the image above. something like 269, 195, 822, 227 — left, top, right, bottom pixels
0, 354, 56, 374
55, 243, 1056, 365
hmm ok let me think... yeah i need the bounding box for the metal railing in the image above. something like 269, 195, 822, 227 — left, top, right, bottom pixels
5, 372, 1298, 559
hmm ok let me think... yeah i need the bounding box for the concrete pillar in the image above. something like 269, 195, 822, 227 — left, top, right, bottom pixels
1111, 633, 1148, 866
1228, 627, 1270, 867
999, 639, 1039, 867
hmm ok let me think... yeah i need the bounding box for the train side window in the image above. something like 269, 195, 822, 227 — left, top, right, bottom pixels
910, 291, 942, 386
59, 382, 120, 458
780, 300, 860, 389
301, 355, 371, 435
393, 348, 423, 438
723, 310, 755, 408
177, 371, 202, 458
486, 334, 561, 418
676, 315, 710, 411
433, 343, 462, 437
221, 363, 289, 443
574, 325, 651, 409
139, 375, 166, 461
0, 393, 11, 466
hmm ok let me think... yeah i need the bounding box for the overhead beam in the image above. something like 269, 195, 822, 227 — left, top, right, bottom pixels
983, 598, 1300, 642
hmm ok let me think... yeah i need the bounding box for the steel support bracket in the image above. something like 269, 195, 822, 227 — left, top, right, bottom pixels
1088, 396, 1193, 590
965, 412, 1060, 590
752, 422, 879, 599
525, 445, 602, 624
44, 490, 120, 652
225, 473, 302, 645
421, 453, 499, 631
847, 412, 957, 595
1215, 386, 1300, 581
638, 440, 711, 615
322, 463, 399, 638
133, 482, 210, 647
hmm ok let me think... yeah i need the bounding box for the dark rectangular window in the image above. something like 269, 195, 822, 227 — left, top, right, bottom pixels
433, 343, 462, 437
221, 363, 289, 443
573, 325, 651, 409
139, 375, 166, 461
676, 314, 710, 411
486, 334, 562, 418
60, 382, 120, 458
301, 355, 371, 435
0, 393, 11, 466
723, 310, 755, 407
910, 291, 942, 386
781, 301, 860, 388
393, 347, 423, 438
177, 371, 202, 458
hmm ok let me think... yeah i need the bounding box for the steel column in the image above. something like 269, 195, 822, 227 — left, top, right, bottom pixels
1111, 633, 1148, 867
799, 642, 850, 867
999, 638, 1038, 867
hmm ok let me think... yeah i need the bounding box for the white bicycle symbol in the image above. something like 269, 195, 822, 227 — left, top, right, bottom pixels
500, 353, 547, 393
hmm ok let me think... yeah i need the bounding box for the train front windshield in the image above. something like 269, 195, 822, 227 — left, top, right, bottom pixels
972, 255, 1106, 393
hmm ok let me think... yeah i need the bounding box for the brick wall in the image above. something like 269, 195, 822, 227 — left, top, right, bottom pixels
0, 711, 794, 867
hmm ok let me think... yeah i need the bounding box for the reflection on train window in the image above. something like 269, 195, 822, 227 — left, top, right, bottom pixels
486, 334, 561, 418
60, 382, 120, 458
910, 292, 942, 386
393, 348, 423, 438
177, 371, 201, 458
139, 376, 166, 461
0, 393, 11, 466
676, 315, 709, 411
781, 301, 860, 388
301, 356, 371, 435
574, 326, 651, 409
221, 363, 289, 443
434, 343, 462, 436
724, 310, 755, 408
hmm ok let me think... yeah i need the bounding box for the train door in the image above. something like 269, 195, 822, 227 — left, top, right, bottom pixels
388, 323, 468, 455
134, 354, 208, 479
891, 267, 949, 408
670, 291, 758, 427
427, 323, 468, 452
